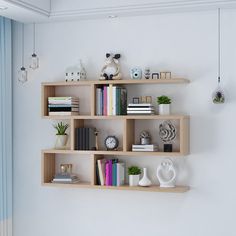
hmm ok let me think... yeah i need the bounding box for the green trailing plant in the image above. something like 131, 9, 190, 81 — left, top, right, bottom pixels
157, 95, 171, 104
53, 122, 69, 135
128, 166, 141, 175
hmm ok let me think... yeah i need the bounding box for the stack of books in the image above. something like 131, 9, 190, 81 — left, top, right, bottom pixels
75, 127, 96, 150
132, 144, 158, 152
52, 173, 79, 184
127, 103, 154, 115
48, 97, 79, 116
96, 159, 125, 186
96, 86, 127, 116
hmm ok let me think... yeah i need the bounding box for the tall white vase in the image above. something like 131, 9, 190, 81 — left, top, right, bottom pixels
139, 168, 152, 187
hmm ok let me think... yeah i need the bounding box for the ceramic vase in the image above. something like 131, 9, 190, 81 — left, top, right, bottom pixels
159, 104, 170, 115
55, 135, 68, 149
139, 168, 152, 187
129, 175, 140, 186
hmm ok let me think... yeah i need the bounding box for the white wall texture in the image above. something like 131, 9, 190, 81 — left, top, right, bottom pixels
13, 9, 236, 236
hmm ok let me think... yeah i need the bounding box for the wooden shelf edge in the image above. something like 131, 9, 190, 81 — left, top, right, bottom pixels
42, 149, 187, 157
42, 114, 190, 120
42, 78, 190, 86
42, 183, 190, 193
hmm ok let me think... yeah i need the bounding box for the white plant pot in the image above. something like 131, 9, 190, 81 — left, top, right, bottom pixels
159, 104, 170, 115
55, 135, 68, 149
129, 175, 140, 186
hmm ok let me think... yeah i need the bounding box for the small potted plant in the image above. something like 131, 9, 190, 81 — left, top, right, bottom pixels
128, 166, 141, 186
53, 122, 69, 149
157, 95, 171, 115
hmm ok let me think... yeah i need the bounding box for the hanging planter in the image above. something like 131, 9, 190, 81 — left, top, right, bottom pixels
212, 8, 225, 104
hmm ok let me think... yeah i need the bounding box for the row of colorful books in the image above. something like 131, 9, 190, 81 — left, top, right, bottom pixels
96, 159, 125, 186
96, 86, 127, 116
48, 97, 79, 116
52, 173, 79, 184
75, 127, 96, 150
127, 103, 154, 115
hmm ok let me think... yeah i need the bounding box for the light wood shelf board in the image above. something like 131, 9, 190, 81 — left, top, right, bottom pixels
42, 78, 189, 87
42, 183, 189, 192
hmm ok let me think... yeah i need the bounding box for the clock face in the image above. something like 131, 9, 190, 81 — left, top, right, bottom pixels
105, 136, 119, 150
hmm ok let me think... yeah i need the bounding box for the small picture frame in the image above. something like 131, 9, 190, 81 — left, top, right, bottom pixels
133, 97, 140, 104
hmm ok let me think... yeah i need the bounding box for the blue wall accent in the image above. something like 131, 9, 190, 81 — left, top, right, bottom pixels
0, 17, 12, 223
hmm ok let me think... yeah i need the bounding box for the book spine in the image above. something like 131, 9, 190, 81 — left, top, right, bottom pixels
109, 85, 113, 116
105, 161, 109, 186
103, 86, 107, 116
96, 162, 101, 185
97, 160, 105, 186
109, 160, 112, 186
75, 128, 79, 150
79, 128, 83, 150
96, 88, 100, 115
48, 107, 79, 112
101, 88, 103, 115
112, 86, 116, 115
85, 128, 89, 150
117, 88, 121, 115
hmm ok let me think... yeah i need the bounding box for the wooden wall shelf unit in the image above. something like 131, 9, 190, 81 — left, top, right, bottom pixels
41, 78, 190, 193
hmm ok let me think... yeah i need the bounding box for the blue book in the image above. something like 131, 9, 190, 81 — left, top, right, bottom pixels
112, 159, 118, 186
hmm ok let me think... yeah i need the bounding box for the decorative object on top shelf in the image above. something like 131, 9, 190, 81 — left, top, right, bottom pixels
144, 68, 151, 79
128, 166, 141, 186
159, 120, 176, 152
139, 167, 152, 187
94, 129, 99, 150
29, 23, 39, 70
157, 95, 171, 115
160, 72, 171, 79
65, 60, 87, 82
212, 8, 225, 104
104, 135, 119, 150
53, 122, 69, 149
140, 130, 151, 145
100, 53, 122, 80
18, 23, 28, 83
156, 159, 176, 188
152, 72, 159, 79
140, 96, 152, 104
132, 97, 140, 104
130, 68, 142, 80
60, 164, 72, 174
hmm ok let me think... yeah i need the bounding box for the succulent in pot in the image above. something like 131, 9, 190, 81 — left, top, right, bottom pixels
128, 166, 141, 186
157, 95, 171, 115
53, 122, 69, 149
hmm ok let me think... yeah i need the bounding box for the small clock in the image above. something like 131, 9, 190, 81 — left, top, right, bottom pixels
104, 136, 119, 151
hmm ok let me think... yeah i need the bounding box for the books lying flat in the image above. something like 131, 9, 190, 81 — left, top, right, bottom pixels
52, 174, 79, 183
132, 144, 158, 152
127, 103, 155, 115
128, 103, 153, 107
48, 107, 79, 112
49, 111, 79, 116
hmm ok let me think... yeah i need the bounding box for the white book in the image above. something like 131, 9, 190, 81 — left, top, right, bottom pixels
127, 110, 154, 114
128, 103, 152, 107
117, 163, 125, 186
96, 88, 102, 115
49, 111, 79, 116
97, 159, 106, 186
112, 86, 117, 115
107, 86, 110, 115
132, 149, 158, 152
127, 107, 154, 111
132, 144, 158, 148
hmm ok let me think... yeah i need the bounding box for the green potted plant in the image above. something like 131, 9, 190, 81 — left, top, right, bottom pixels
128, 166, 141, 186
157, 95, 171, 115
53, 122, 69, 149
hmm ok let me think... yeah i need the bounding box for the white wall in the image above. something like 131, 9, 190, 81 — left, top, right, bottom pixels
13, 9, 236, 236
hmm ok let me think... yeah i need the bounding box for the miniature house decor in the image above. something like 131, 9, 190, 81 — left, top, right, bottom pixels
65, 60, 87, 82
156, 159, 177, 188
100, 53, 122, 80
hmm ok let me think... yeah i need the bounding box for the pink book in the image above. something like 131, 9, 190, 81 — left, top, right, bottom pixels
103, 86, 107, 116
109, 160, 112, 186
105, 161, 109, 186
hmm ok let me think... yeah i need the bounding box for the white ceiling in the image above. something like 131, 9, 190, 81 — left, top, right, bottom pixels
1, 0, 236, 23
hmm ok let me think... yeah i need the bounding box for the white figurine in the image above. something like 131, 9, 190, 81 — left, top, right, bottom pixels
100, 53, 122, 80
156, 159, 177, 188
65, 60, 86, 82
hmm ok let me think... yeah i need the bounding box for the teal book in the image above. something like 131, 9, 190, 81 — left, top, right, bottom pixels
112, 159, 118, 186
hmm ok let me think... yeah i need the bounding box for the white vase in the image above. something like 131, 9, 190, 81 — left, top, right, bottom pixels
159, 104, 170, 115
129, 175, 140, 186
139, 168, 152, 187
55, 135, 68, 149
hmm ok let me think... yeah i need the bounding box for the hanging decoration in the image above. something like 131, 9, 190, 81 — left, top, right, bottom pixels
29, 23, 39, 70
212, 8, 225, 104
18, 23, 27, 83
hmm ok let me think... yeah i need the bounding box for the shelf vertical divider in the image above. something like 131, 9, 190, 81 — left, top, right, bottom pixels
41, 152, 55, 184
41, 85, 55, 117
123, 119, 134, 152
90, 84, 96, 116
180, 116, 189, 155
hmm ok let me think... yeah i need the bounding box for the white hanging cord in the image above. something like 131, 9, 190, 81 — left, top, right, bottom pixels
33, 23, 35, 53
22, 23, 24, 67
218, 8, 221, 83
